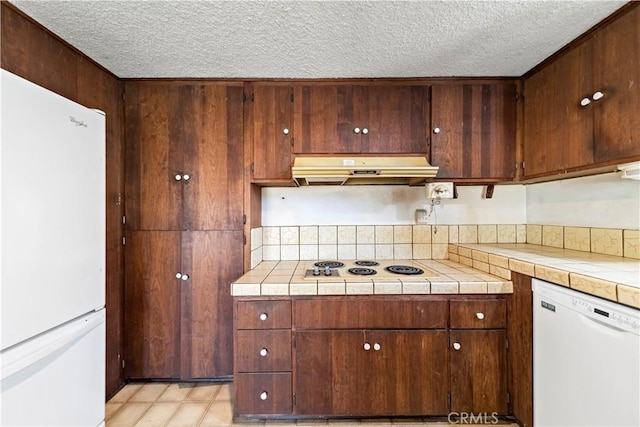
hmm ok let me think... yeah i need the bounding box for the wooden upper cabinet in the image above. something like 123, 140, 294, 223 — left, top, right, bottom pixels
523, 4, 639, 177
249, 85, 294, 182
293, 84, 430, 155
125, 84, 184, 230
293, 85, 356, 154
431, 83, 517, 180
125, 83, 244, 231
353, 85, 430, 154
591, 5, 640, 163
523, 43, 594, 177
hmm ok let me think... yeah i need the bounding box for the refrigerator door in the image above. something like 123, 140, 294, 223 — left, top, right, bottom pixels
0, 69, 106, 349
0, 309, 106, 426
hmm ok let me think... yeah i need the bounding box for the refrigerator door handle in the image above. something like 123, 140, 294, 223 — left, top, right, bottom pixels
1, 310, 105, 380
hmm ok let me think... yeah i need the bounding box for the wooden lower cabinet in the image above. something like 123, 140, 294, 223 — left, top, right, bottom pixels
450, 330, 508, 414
294, 330, 449, 416
234, 296, 513, 420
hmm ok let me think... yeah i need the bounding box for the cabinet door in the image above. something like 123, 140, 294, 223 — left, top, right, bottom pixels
523, 44, 594, 177
293, 85, 356, 154
431, 83, 517, 180
124, 231, 181, 378
180, 230, 243, 379
450, 329, 508, 414
294, 330, 449, 416
125, 84, 184, 230
250, 85, 294, 181
354, 85, 430, 154
183, 85, 244, 231
592, 6, 640, 163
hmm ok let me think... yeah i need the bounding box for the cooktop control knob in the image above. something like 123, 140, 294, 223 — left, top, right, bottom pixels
313, 266, 320, 276
324, 266, 331, 276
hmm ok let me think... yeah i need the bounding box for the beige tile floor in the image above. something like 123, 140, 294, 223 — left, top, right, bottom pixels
106, 382, 518, 427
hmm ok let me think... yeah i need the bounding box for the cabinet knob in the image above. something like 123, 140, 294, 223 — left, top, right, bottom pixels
362, 127, 369, 135
373, 343, 381, 351
283, 128, 290, 135
182, 173, 190, 181
580, 97, 591, 107
592, 91, 604, 101
363, 342, 371, 351
176, 272, 182, 279
181, 274, 189, 281
174, 174, 183, 181
259, 348, 268, 357
433, 127, 441, 134
259, 313, 268, 321
453, 342, 461, 351
476, 312, 485, 320
354, 127, 361, 134
259, 391, 268, 401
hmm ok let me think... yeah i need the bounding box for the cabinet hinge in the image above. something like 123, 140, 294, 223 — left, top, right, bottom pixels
122, 215, 126, 225
243, 234, 247, 245
426, 136, 431, 148
507, 392, 511, 404
293, 393, 296, 406
243, 214, 247, 225
506, 338, 509, 349
292, 335, 296, 348
122, 237, 126, 246
250, 162, 254, 172
291, 138, 295, 147
447, 393, 451, 406
522, 161, 525, 170
290, 93, 294, 103
121, 359, 125, 369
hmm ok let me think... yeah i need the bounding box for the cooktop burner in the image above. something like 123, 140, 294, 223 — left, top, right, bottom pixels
348, 267, 377, 276
354, 260, 379, 267
314, 261, 345, 269
385, 265, 424, 275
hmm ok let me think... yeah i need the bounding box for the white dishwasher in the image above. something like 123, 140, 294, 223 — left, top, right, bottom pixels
533, 279, 640, 427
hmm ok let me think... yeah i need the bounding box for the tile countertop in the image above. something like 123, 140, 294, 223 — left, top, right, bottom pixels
450, 243, 640, 309
231, 259, 513, 297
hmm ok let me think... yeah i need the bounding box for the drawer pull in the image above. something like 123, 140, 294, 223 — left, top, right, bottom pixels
453, 342, 461, 351
373, 343, 381, 351
259, 348, 268, 357
363, 342, 371, 351
259, 313, 268, 321
476, 312, 485, 320
260, 391, 268, 401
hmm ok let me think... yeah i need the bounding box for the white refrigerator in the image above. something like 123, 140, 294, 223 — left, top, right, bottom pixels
0, 69, 106, 426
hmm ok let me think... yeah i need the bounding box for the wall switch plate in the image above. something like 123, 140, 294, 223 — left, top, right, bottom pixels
426, 182, 454, 199
415, 209, 429, 223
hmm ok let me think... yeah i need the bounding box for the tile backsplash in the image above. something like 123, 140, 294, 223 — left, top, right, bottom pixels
251, 224, 527, 266
251, 223, 639, 267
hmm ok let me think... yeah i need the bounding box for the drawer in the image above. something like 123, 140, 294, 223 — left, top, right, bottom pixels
236, 330, 292, 372
237, 300, 291, 329
450, 299, 506, 329
234, 373, 292, 416
294, 298, 448, 329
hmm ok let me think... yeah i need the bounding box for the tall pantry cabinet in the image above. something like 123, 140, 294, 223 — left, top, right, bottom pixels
124, 82, 244, 379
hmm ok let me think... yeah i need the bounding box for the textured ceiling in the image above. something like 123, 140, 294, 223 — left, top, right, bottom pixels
9, 0, 627, 79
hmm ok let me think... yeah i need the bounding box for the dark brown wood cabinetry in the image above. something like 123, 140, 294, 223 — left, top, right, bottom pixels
524, 4, 639, 178
292, 84, 430, 155
431, 83, 517, 181
235, 300, 293, 416
235, 296, 511, 419
124, 82, 244, 379
449, 299, 508, 414
247, 85, 294, 182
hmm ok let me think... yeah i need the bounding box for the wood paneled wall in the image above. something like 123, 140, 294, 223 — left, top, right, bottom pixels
1, 3, 125, 398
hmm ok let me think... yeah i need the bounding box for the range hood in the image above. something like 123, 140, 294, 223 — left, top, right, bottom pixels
292, 156, 439, 185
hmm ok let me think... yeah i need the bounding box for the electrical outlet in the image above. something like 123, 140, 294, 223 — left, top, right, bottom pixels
426, 182, 454, 199
415, 209, 429, 223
